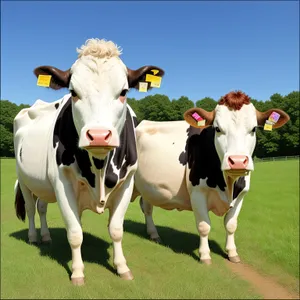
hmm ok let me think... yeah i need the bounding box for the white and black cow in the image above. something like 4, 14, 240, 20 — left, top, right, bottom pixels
14, 38, 165, 285
131, 91, 289, 264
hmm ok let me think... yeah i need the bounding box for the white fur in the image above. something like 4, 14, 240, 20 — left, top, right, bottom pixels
70, 39, 128, 158
213, 103, 257, 171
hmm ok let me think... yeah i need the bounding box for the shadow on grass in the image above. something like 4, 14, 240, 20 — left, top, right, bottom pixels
9, 228, 116, 280
123, 219, 227, 261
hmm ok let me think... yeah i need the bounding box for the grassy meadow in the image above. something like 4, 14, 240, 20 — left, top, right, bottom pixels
1, 158, 299, 299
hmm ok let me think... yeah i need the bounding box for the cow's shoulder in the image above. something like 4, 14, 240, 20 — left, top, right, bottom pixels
14, 98, 62, 134
105, 107, 138, 189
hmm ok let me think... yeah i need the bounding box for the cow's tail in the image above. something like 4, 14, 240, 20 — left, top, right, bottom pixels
14, 180, 26, 222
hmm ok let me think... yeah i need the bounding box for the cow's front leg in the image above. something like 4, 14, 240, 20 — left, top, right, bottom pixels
190, 190, 212, 264
224, 197, 244, 263
108, 174, 134, 280
54, 173, 84, 286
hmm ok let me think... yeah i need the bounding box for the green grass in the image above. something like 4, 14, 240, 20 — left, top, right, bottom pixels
1, 159, 299, 299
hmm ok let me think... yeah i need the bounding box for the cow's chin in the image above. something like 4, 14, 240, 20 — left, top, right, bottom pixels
84, 146, 115, 159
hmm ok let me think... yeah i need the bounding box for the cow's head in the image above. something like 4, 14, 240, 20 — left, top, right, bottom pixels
184, 91, 289, 181
34, 38, 165, 159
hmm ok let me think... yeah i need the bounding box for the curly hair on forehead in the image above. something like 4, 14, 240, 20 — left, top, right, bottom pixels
218, 90, 251, 110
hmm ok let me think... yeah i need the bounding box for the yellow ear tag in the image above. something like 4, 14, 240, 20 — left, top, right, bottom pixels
197, 120, 206, 126
145, 74, 162, 88
139, 82, 148, 92
37, 75, 52, 87
264, 123, 273, 131
151, 69, 159, 75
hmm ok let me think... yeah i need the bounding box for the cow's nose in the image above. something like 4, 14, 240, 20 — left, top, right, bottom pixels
228, 155, 249, 170
86, 129, 112, 146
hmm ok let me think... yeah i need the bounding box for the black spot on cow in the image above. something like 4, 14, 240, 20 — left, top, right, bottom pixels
52, 97, 95, 188
233, 177, 246, 199
132, 116, 138, 128
184, 126, 226, 190
105, 151, 119, 188
55, 103, 59, 109
105, 109, 138, 188
92, 157, 105, 170
19, 147, 22, 162
180, 126, 246, 198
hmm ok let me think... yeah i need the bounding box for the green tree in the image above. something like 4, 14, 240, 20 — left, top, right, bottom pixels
171, 96, 194, 120
195, 97, 217, 111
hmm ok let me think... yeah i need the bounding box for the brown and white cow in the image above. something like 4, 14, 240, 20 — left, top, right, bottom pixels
132, 91, 289, 264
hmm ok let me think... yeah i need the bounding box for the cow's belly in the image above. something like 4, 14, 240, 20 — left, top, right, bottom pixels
14, 112, 56, 203
135, 121, 192, 211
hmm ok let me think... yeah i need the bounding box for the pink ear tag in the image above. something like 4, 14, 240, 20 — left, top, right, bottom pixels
192, 112, 203, 121
268, 111, 280, 124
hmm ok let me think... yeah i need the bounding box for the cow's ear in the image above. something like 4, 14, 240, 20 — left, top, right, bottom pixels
127, 66, 165, 90
34, 66, 71, 90
256, 108, 290, 129
183, 108, 215, 129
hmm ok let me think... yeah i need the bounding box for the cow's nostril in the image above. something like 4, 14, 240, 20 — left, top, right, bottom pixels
86, 130, 94, 141
105, 131, 112, 142
229, 157, 235, 165
243, 157, 249, 165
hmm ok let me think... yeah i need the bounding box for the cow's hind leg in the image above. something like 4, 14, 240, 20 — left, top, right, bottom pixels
190, 190, 212, 264
37, 199, 52, 243
17, 181, 38, 244
108, 174, 135, 280
224, 198, 244, 263
139, 197, 161, 243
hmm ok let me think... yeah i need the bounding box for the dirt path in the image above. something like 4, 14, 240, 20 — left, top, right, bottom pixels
225, 260, 299, 299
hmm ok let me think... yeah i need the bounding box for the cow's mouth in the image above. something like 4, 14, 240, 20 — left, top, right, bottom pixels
84, 146, 115, 157
225, 169, 250, 178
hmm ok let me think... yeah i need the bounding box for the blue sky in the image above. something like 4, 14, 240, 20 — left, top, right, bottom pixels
1, 1, 299, 106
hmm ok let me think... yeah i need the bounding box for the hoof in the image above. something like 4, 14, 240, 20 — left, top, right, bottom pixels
71, 277, 85, 286
120, 271, 134, 280
229, 255, 241, 263
151, 237, 162, 244
200, 259, 212, 265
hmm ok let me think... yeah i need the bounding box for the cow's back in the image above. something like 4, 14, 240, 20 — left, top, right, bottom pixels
135, 120, 192, 210
14, 97, 66, 202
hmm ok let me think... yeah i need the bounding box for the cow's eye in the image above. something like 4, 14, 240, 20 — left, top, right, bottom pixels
70, 90, 77, 98
215, 127, 221, 133
251, 126, 257, 133
120, 89, 128, 97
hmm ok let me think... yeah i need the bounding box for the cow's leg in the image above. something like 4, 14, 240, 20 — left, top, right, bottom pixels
139, 197, 161, 243
54, 175, 84, 286
37, 199, 52, 243
18, 181, 38, 244
224, 197, 244, 263
108, 174, 134, 280
190, 190, 212, 264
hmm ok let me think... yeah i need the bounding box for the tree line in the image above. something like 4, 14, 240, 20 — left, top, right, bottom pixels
1, 91, 299, 158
